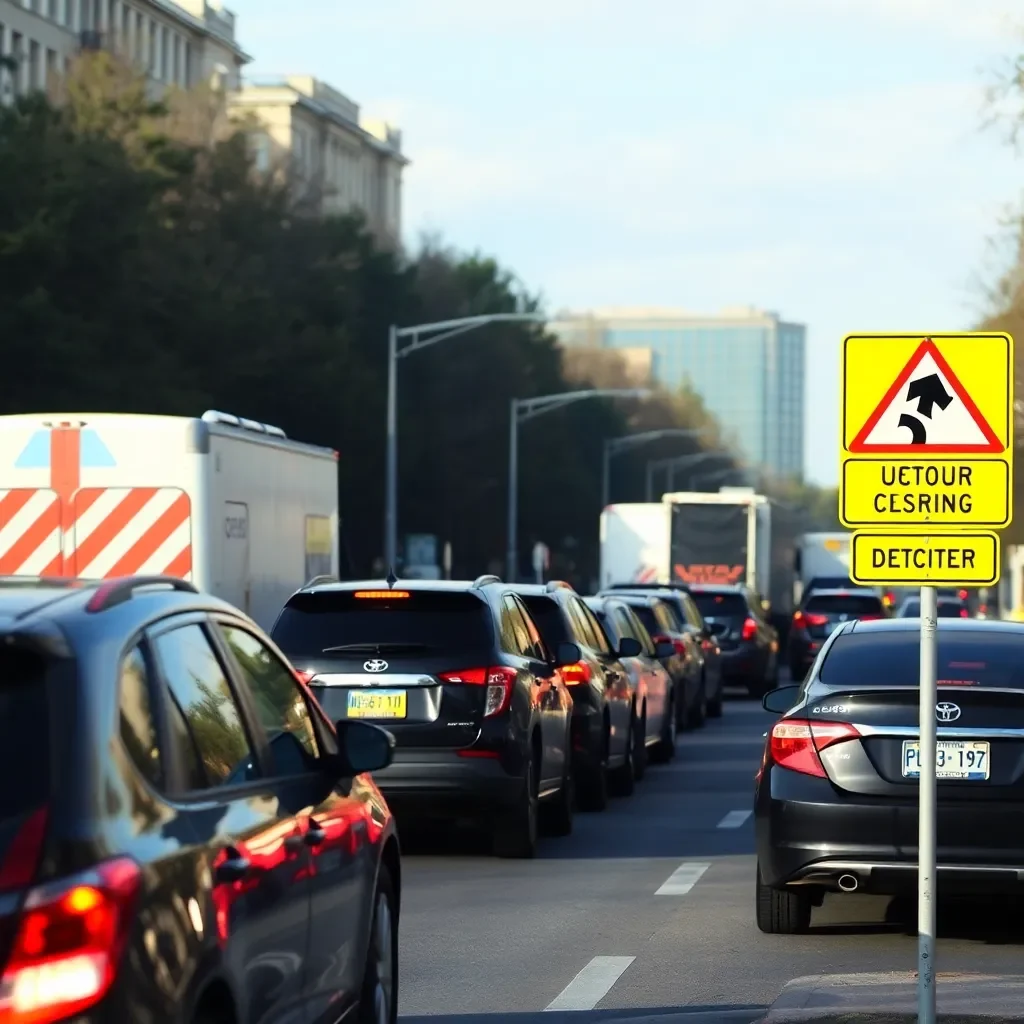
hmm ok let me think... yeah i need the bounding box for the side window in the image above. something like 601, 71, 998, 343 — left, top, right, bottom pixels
612, 608, 634, 643
220, 625, 320, 778
500, 596, 533, 657
654, 603, 674, 633
565, 599, 597, 650
119, 644, 163, 788
580, 604, 613, 655
153, 623, 256, 790
682, 595, 705, 630
497, 600, 521, 655
514, 597, 550, 661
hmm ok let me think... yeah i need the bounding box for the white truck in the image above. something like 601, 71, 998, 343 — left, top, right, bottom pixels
792, 532, 852, 604
600, 489, 772, 598
0, 410, 339, 631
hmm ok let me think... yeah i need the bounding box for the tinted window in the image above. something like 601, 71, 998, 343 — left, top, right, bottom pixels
272, 591, 493, 658
220, 626, 319, 774
629, 604, 661, 638
900, 600, 964, 619
819, 631, 1024, 688
680, 594, 705, 630
655, 597, 685, 630
154, 624, 255, 788
516, 599, 550, 661
0, 647, 50, 818
592, 607, 619, 645
579, 602, 613, 655
625, 608, 656, 654
807, 577, 856, 592
522, 595, 571, 647
804, 594, 883, 616
690, 591, 748, 617
653, 602, 676, 633
119, 645, 163, 788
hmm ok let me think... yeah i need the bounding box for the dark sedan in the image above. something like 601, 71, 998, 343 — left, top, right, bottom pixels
755, 618, 1024, 933
787, 587, 886, 681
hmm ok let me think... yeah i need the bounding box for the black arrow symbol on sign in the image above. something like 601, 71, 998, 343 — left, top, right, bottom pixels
907, 374, 953, 418
898, 413, 927, 444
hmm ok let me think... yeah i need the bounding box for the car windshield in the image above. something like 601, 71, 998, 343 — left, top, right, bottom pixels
804, 594, 883, 616
819, 631, 1022, 688
272, 590, 493, 657
690, 591, 747, 617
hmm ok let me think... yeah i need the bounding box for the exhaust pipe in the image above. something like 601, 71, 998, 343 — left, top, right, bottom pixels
837, 873, 859, 892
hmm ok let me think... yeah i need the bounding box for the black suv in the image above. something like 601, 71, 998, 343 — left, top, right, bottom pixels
271, 576, 580, 858
509, 582, 638, 809
0, 575, 399, 1024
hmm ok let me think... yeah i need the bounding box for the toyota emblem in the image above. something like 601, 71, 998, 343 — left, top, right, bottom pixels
363, 659, 388, 673
935, 701, 961, 723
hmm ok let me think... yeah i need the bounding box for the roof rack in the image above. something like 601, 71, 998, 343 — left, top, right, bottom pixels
472, 574, 502, 588
545, 580, 574, 593
86, 576, 198, 613
304, 575, 339, 588
201, 409, 287, 439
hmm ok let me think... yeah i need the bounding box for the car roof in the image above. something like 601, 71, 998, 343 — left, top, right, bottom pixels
806, 588, 881, 599
847, 617, 1024, 635
300, 578, 496, 594
687, 584, 744, 594
604, 587, 683, 599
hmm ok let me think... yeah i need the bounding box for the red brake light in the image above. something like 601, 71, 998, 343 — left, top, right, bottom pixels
559, 661, 592, 685
672, 638, 687, 657
958, 589, 968, 600
438, 666, 518, 717
793, 611, 827, 630
960, 608, 969, 618
353, 590, 410, 599
0, 856, 141, 1023
741, 617, 757, 641
770, 718, 861, 778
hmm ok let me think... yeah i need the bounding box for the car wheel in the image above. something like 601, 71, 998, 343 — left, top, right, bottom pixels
755, 864, 812, 934
633, 711, 648, 781
609, 715, 636, 797
577, 731, 609, 812
650, 699, 677, 763
541, 740, 574, 837
358, 865, 399, 1024
688, 676, 707, 729
493, 758, 539, 857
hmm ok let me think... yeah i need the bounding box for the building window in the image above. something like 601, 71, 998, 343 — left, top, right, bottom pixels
29, 40, 41, 92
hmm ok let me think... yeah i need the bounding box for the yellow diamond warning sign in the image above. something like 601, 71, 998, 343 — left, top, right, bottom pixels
839, 334, 1013, 530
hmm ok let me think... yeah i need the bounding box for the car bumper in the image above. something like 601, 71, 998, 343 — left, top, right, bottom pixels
719, 644, 765, 681
757, 768, 1024, 895
371, 749, 524, 818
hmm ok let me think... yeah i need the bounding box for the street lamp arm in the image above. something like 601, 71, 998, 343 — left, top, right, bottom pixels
396, 313, 546, 357
606, 428, 705, 456
515, 387, 650, 423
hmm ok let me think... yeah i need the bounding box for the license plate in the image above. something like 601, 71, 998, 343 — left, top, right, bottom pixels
347, 689, 407, 719
902, 740, 990, 780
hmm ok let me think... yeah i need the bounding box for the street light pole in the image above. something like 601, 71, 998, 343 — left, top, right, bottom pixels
508, 388, 650, 581
384, 313, 545, 570
601, 428, 706, 507
645, 451, 734, 501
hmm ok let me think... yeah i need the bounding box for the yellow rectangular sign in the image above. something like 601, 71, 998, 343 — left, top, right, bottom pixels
850, 530, 1000, 587
840, 459, 1010, 528
838, 333, 1013, 531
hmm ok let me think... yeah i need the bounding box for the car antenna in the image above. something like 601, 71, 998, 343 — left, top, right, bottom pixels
385, 567, 398, 590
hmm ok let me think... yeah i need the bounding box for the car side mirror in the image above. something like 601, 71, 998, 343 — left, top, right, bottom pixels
617, 636, 642, 658
762, 684, 800, 714
334, 721, 395, 775
654, 639, 675, 659
554, 640, 582, 667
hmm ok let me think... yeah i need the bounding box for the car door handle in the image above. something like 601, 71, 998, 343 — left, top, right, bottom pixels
214, 853, 251, 884
305, 825, 327, 848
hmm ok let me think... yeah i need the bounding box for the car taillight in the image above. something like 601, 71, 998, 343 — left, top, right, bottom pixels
958, 589, 968, 600
792, 611, 827, 630
438, 666, 518, 717
672, 638, 687, 656
741, 617, 757, 641
960, 607, 968, 618
295, 670, 315, 684
0, 857, 141, 1024
770, 718, 861, 778
559, 661, 592, 685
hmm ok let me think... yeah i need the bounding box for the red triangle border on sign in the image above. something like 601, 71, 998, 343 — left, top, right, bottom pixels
848, 338, 1003, 454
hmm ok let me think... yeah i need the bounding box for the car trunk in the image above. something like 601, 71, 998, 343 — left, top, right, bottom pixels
689, 591, 749, 650
271, 590, 495, 749
806, 629, 1024, 804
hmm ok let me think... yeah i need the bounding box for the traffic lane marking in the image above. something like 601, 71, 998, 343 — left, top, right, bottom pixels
655, 861, 711, 895
544, 956, 636, 1011
717, 810, 752, 829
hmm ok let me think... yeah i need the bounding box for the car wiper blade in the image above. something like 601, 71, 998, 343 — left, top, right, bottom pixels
321, 642, 431, 653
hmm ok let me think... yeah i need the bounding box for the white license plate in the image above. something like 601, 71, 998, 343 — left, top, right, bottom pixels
902, 740, 990, 780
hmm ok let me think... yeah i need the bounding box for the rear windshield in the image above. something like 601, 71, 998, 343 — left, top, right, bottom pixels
521, 596, 570, 646
804, 594, 883, 616
900, 601, 964, 618
272, 590, 493, 657
807, 577, 856, 591
690, 591, 747, 617
819, 631, 1022, 688
0, 647, 51, 818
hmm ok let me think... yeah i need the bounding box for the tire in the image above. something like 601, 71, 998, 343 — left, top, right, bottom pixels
609, 714, 636, 797
688, 675, 707, 729
358, 864, 399, 1024
650, 699, 677, 764
493, 759, 539, 857
633, 711, 648, 781
576, 728, 609, 812
541, 743, 574, 837
755, 864, 812, 935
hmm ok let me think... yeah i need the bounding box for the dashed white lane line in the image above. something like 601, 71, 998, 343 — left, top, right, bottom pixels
717, 809, 752, 829
654, 861, 711, 895
544, 956, 636, 1011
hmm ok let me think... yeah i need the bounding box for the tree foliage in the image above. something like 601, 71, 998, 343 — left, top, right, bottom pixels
0, 54, 818, 587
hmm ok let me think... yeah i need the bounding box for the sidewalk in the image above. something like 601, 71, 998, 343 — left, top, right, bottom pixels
755, 972, 1024, 1022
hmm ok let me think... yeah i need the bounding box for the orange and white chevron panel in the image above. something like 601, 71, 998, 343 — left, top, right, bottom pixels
0, 489, 61, 576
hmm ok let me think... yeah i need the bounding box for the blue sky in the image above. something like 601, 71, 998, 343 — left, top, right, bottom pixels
233, 0, 1022, 486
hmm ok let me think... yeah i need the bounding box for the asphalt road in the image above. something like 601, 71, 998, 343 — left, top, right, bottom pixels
397, 683, 1024, 1024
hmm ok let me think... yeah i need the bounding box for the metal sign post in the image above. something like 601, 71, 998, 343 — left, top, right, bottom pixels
917, 584, 938, 1024
838, 332, 1014, 1024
